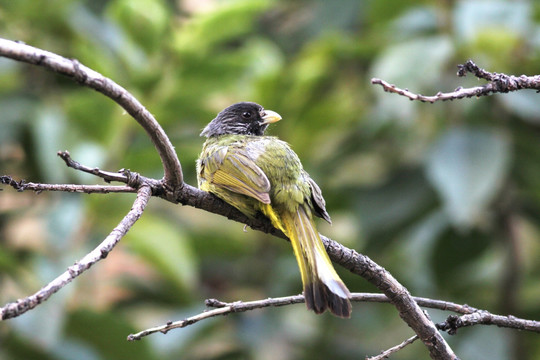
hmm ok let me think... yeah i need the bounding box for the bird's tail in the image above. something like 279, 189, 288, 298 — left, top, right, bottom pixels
280, 205, 351, 317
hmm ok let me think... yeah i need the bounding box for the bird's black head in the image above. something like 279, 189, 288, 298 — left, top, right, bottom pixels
201, 102, 282, 137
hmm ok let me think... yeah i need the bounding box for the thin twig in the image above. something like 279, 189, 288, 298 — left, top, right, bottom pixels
56, 150, 159, 190
0, 38, 183, 189
0, 39, 457, 359
177, 184, 456, 359
57, 150, 130, 184
321, 235, 456, 359
0, 185, 151, 320
205, 296, 304, 309
371, 59, 540, 103
370, 78, 488, 103
1, 175, 135, 194
206, 293, 478, 314
129, 292, 540, 341
437, 312, 540, 335
128, 295, 306, 341
367, 335, 419, 360
2, 39, 538, 357
351, 294, 478, 314
0, 39, 464, 359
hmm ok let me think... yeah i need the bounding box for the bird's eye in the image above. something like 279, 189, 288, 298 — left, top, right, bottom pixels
242, 111, 252, 119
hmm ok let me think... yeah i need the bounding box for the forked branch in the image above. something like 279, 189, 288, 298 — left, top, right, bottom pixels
0, 38, 182, 189
8, 38, 538, 360
128, 293, 540, 341
372, 59, 540, 102
0, 185, 151, 320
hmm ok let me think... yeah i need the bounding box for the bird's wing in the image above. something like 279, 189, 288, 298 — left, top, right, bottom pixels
201, 146, 271, 204
306, 175, 332, 224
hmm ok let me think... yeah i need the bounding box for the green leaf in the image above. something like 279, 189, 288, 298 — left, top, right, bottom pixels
371, 36, 453, 91
31, 105, 69, 183
107, 0, 169, 53
126, 215, 198, 291
426, 127, 511, 227
453, 1, 530, 70
0, 97, 34, 143
66, 309, 154, 360
456, 326, 511, 360
431, 227, 492, 292
498, 90, 540, 125
454, 1, 531, 42
394, 209, 449, 293
370, 36, 453, 123
390, 6, 439, 39
11, 271, 73, 349
172, 0, 271, 55
46, 194, 85, 251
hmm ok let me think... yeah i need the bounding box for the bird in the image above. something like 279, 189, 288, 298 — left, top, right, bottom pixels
197, 102, 351, 317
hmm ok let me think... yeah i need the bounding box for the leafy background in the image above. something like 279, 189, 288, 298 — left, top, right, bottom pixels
1, 0, 540, 359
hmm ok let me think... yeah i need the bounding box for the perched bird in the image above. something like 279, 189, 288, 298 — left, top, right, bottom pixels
197, 102, 351, 317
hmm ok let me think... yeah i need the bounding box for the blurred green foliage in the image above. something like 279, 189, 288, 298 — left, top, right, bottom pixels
1, 0, 540, 359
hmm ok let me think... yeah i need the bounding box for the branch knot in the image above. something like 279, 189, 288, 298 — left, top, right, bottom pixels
121, 169, 142, 189
1, 175, 27, 192
71, 59, 88, 84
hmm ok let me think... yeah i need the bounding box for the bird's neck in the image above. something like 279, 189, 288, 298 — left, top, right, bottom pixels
204, 134, 270, 145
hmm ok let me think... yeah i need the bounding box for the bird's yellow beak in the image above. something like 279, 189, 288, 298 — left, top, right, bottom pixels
260, 110, 282, 125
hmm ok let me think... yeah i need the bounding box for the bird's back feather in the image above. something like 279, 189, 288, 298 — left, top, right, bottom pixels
198, 134, 351, 317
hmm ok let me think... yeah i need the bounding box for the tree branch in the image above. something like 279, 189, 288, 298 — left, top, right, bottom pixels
371, 59, 540, 103
0, 38, 183, 189
128, 295, 305, 341
0, 36, 456, 358
128, 292, 540, 341
57, 150, 131, 184
0, 185, 151, 320
437, 312, 540, 335
367, 335, 419, 360
5, 34, 536, 358
173, 183, 455, 358
4, 39, 516, 359
0, 175, 135, 194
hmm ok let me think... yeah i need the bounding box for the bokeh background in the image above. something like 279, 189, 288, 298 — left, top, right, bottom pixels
1, 0, 540, 359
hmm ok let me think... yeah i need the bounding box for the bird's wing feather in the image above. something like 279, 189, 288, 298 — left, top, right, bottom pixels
202, 146, 271, 204
306, 175, 332, 224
